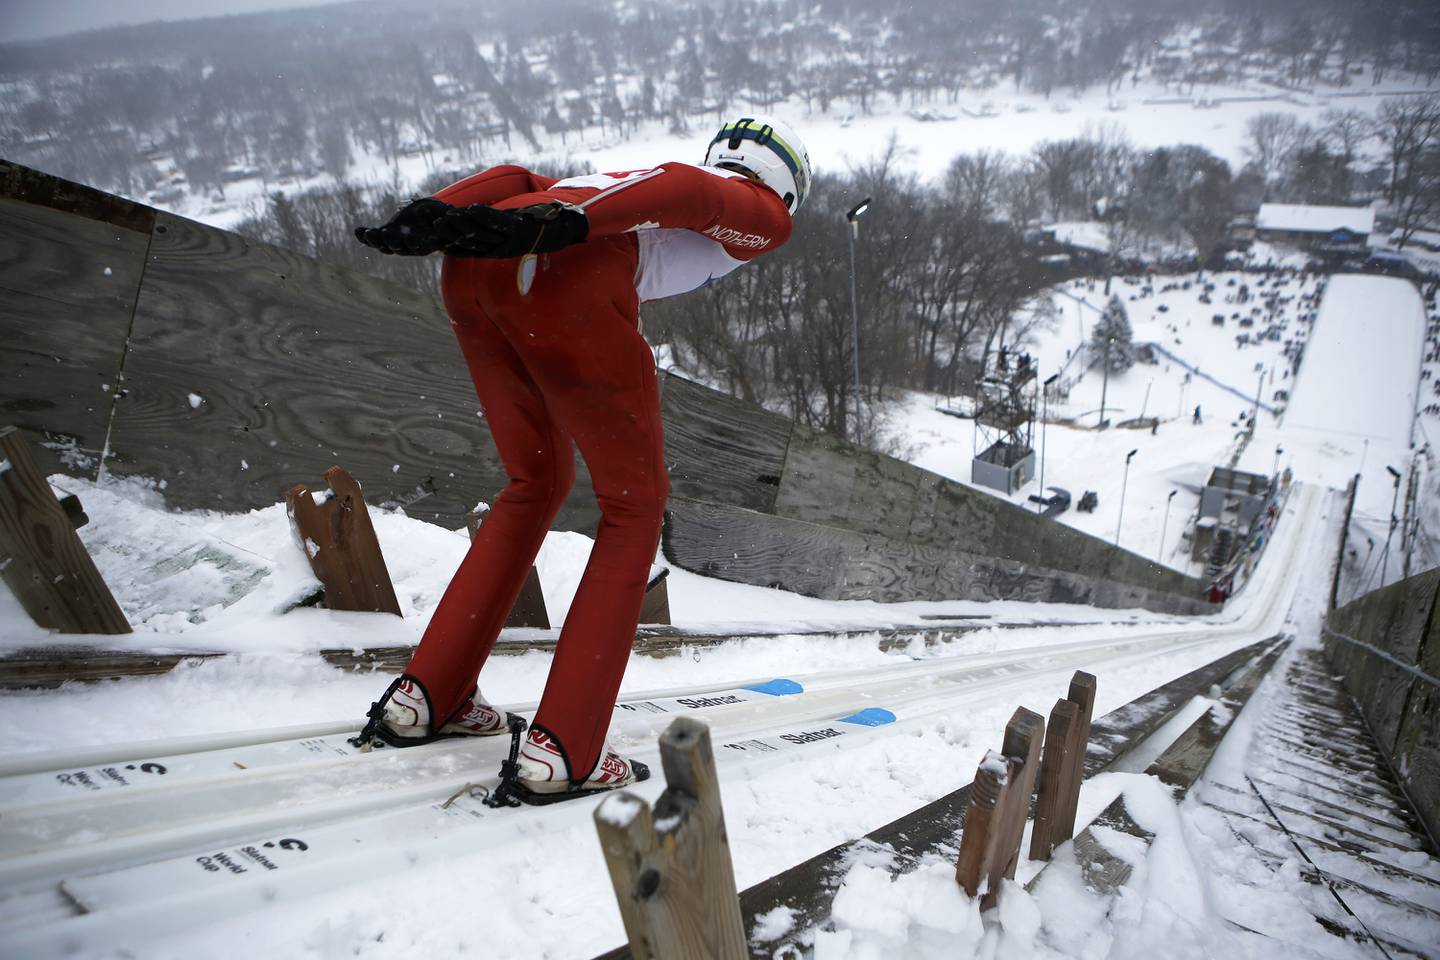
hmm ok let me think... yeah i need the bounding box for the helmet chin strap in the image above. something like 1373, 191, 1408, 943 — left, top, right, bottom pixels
714, 161, 760, 181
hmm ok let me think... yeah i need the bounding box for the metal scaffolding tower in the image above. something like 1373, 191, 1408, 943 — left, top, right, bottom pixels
971, 349, 1038, 494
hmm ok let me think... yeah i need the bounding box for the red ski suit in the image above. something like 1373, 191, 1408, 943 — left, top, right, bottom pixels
407, 162, 792, 781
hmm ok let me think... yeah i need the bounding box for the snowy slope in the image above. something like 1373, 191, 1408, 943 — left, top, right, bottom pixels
0, 483, 1336, 959
1279, 275, 1425, 447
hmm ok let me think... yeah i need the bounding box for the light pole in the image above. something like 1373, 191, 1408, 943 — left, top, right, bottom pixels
1099, 336, 1114, 428
1116, 448, 1138, 546
1038, 372, 1059, 512
845, 197, 871, 442
1158, 489, 1177, 562
1140, 378, 1153, 422
1381, 465, 1401, 588
1252, 367, 1264, 429
1272, 444, 1283, 479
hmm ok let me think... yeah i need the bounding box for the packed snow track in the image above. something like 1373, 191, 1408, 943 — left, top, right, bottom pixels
0, 485, 1333, 957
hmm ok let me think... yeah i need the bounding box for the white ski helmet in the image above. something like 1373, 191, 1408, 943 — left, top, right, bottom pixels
703, 116, 812, 215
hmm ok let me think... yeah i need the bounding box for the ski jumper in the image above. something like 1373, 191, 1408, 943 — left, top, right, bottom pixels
404, 162, 792, 781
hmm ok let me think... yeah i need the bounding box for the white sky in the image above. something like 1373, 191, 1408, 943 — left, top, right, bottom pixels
0, 0, 353, 44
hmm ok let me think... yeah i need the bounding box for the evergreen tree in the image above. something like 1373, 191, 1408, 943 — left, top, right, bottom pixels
1090, 295, 1135, 373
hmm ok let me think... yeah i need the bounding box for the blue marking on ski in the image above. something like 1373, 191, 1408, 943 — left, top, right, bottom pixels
837, 708, 896, 727
743, 678, 804, 696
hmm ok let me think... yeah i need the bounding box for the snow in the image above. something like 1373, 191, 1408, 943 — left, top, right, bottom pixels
594, 790, 645, 828
752, 904, 798, 943
1255, 203, 1376, 235
1045, 221, 1111, 253
1279, 275, 1424, 447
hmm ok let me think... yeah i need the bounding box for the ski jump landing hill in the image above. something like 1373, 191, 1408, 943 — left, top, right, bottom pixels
0, 158, 1212, 616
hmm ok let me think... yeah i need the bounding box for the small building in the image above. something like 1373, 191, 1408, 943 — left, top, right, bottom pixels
1191, 466, 1274, 573
972, 440, 1035, 495
1254, 203, 1375, 250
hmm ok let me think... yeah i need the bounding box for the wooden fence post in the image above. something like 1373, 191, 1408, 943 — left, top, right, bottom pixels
285, 466, 401, 616
1029, 670, 1098, 861
1055, 672, 1096, 840
594, 717, 745, 960
467, 502, 549, 629
1029, 700, 1079, 862
955, 706, 1045, 911
0, 426, 130, 634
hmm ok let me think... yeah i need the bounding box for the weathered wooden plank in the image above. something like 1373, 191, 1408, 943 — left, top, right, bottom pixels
1394, 576, 1440, 846
285, 466, 402, 616
663, 496, 851, 599
1326, 569, 1440, 848
904, 463, 1202, 600
0, 624, 992, 689
1065, 795, 1151, 893
659, 373, 793, 514
1331, 599, 1414, 757
0, 649, 222, 688
664, 497, 1212, 615
1056, 672, 1097, 840
1149, 642, 1286, 795
0, 195, 150, 478
989, 707, 1045, 902
594, 793, 657, 958
955, 750, 1014, 902
0, 426, 131, 634
1084, 640, 1274, 776
594, 718, 747, 960
105, 210, 600, 532
907, 474, 997, 551
1029, 698, 1080, 862
773, 424, 925, 539
0, 159, 155, 234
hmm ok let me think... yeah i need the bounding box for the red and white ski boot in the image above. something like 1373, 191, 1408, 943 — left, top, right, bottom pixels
509, 726, 648, 803
360, 677, 512, 748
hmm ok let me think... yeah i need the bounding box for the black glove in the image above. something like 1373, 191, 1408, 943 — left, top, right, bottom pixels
434, 202, 589, 259
354, 198, 453, 256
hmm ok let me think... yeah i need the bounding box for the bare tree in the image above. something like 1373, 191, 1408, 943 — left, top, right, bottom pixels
1243, 112, 1310, 185
1391, 147, 1440, 248
1376, 95, 1440, 205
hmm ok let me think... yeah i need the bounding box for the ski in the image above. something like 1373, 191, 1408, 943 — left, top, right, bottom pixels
4, 706, 897, 958
0, 677, 805, 807
0, 626, 1261, 894
0, 678, 828, 896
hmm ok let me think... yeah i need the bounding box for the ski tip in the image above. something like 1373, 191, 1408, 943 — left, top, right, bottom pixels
837, 707, 897, 727
744, 678, 804, 696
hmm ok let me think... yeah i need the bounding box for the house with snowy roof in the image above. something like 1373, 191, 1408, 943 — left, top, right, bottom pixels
1254, 203, 1376, 251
